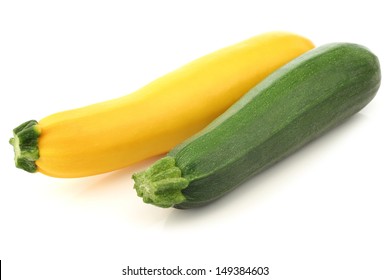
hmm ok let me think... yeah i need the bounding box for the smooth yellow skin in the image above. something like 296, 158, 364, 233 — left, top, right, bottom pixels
36, 32, 314, 177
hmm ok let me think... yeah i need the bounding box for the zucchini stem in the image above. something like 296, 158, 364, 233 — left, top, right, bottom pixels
132, 157, 188, 208
9, 120, 40, 173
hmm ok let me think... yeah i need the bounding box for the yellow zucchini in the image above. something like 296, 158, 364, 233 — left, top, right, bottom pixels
10, 32, 314, 178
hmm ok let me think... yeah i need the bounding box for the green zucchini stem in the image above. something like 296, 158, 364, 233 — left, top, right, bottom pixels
132, 157, 188, 208
9, 120, 40, 173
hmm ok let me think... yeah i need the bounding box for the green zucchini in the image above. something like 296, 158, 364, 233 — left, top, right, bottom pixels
132, 43, 381, 209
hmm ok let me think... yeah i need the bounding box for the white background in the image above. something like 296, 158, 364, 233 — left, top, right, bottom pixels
0, 0, 389, 279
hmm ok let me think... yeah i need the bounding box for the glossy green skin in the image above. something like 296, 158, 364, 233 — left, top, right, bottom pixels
170, 43, 381, 209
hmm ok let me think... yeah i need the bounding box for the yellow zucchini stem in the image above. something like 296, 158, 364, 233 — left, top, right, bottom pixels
9, 120, 41, 173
